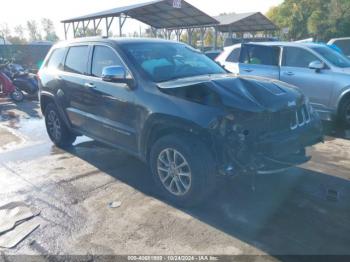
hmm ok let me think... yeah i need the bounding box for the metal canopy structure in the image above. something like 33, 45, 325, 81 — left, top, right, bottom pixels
61, 0, 219, 39
215, 12, 278, 33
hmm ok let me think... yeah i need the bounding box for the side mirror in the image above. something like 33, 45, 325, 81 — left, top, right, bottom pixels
309, 60, 324, 71
102, 66, 128, 83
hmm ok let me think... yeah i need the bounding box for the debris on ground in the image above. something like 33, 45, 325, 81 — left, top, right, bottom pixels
0, 202, 40, 249
108, 201, 122, 209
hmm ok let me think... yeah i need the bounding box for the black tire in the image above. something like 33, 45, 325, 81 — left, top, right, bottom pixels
338, 97, 350, 128
10, 89, 24, 102
44, 103, 76, 148
150, 134, 216, 207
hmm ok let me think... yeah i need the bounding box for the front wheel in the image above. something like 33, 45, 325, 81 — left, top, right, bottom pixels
44, 103, 76, 148
150, 134, 216, 207
10, 89, 24, 102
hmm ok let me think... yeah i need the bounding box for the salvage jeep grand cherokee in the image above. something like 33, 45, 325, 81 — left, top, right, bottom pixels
39, 38, 323, 206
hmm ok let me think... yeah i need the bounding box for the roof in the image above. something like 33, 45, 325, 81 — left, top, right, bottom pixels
53, 37, 185, 48
215, 12, 278, 32
230, 41, 328, 49
61, 0, 219, 29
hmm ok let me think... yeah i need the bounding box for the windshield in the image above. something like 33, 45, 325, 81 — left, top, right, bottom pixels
120, 42, 226, 82
310, 46, 350, 68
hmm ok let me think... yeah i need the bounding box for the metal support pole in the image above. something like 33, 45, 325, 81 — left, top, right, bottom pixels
200, 28, 206, 51
187, 28, 193, 46
64, 23, 67, 40
119, 16, 122, 37
93, 20, 97, 35
119, 14, 127, 37
105, 18, 109, 37
82, 21, 86, 36
213, 27, 218, 50
73, 22, 78, 38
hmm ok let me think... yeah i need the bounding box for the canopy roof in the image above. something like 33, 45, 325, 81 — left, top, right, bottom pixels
61, 0, 219, 29
215, 12, 278, 32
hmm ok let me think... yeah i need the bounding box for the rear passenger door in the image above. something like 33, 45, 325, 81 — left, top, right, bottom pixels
61, 45, 91, 130
239, 44, 280, 80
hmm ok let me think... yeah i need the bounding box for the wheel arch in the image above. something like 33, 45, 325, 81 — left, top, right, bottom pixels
336, 88, 350, 115
40, 92, 73, 130
141, 114, 214, 162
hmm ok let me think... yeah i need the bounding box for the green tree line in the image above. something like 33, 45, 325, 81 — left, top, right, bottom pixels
0, 18, 59, 44
267, 0, 350, 41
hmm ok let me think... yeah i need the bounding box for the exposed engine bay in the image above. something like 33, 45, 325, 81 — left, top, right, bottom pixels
158, 75, 324, 176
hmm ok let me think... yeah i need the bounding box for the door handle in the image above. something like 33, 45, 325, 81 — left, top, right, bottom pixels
84, 83, 96, 89
243, 69, 253, 73
284, 72, 295, 76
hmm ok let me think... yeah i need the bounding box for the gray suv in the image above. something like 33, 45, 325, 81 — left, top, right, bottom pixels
216, 42, 350, 126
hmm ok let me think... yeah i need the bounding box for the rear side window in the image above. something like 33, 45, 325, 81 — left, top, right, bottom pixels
240, 45, 280, 66
226, 48, 241, 63
65, 46, 89, 75
282, 47, 320, 68
333, 40, 350, 56
91, 46, 124, 77
46, 48, 66, 70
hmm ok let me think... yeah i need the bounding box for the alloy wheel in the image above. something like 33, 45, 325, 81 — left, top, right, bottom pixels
47, 110, 62, 142
157, 148, 192, 196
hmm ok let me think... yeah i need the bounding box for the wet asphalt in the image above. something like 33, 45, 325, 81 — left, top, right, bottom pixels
0, 99, 350, 259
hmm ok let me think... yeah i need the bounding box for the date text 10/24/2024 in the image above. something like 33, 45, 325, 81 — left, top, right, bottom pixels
127, 256, 219, 261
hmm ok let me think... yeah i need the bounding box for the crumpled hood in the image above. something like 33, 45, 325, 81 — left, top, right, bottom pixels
158, 74, 304, 112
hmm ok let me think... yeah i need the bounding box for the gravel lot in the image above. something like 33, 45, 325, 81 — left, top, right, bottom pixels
1, 98, 350, 260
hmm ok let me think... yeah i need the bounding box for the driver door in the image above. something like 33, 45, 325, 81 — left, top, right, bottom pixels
76, 45, 137, 152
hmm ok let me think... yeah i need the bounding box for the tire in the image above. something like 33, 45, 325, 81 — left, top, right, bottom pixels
10, 89, 24, 102
338, 97, 350, 128
44, 103, 76, 148
150, 134, 216, 207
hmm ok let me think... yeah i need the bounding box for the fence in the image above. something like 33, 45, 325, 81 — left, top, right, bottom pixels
0, 44, 52, 71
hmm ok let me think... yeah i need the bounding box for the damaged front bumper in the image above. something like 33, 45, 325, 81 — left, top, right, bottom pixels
214, 109, 324, 176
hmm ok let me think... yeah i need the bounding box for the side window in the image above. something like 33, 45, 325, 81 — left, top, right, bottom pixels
64, 46, 89, 75
226, 48, 241, 63
282, 47, 320, 68
46, 48, 66, 70
91, 46, 123, 77
240, 45, 280, 66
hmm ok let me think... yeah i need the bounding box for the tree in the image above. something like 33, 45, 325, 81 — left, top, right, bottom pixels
41, 18, 59, 42
267, 0, 350, 41
27, 20, 42, 41
0, 23, 11, 39
75, 28, 102, 38
7, 36, 27, 45
14, 25, 25, 39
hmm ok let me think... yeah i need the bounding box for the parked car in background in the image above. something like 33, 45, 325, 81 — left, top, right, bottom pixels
216, 42, 350, 127
204, 50, 222, 60
39, 38, 323, 206
224, 37, 278, 47
328, 37, 350, 58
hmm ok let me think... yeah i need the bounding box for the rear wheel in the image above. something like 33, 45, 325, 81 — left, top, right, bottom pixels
150, 134, 216, 207
44, 103, 76, 148
339, 97, 350, 128
10, 89, 24, 102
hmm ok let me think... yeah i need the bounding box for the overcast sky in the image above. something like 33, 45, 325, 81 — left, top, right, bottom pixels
1, 0, 283, 39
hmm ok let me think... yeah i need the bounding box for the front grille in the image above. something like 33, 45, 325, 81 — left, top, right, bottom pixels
290, 104, 311, 130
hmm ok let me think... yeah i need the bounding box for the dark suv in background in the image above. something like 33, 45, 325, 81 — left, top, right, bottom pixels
39, 38, 323, 206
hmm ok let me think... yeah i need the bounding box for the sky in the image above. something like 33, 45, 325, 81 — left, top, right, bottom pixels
0, 0, 283, 40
